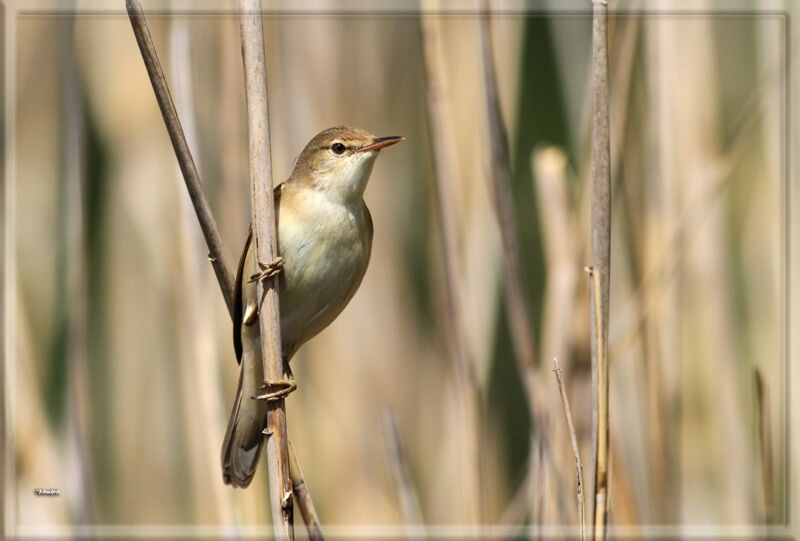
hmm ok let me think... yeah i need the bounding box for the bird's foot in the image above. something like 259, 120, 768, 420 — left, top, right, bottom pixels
253, 377, 297, 402
253, 357, 295, 402
248, 256, 284, 284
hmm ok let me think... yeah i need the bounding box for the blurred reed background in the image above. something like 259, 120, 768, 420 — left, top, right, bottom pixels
8, 2, 793, 537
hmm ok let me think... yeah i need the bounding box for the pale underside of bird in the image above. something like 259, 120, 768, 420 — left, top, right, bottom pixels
221, 126, 403, 487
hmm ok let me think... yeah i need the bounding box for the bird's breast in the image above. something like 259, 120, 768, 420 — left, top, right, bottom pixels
276, 189, 372, 357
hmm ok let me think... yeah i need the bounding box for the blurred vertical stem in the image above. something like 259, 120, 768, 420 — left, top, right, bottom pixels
126, 1, 319, 535
476, 0, 537, 394
61, 11, 94, 523
169, 16, 234, 522
754, 369, 774, 523
533, 147, 578, 374
237, 2, 293, 538
590, 0, 611, 538
382, 408, 424, 531
420, 3, 486, 524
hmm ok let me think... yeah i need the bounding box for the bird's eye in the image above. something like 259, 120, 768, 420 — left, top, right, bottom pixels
330, 142, 346, 155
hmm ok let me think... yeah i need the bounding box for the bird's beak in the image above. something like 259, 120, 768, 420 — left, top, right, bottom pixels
357, 136, 405, 153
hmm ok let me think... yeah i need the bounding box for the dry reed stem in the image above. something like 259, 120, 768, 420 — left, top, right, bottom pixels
419, 5, 478, 394
575, 10, 638, 257
381, 409, 425, 530
126, 2, 318, 534
237, 3, 293, 538
588, 267, 609, 539
169, 18, 235, 523
754, 369, 774, 524
420, 4, 486, 524
531, 147, 584, 522
611, 41, 787, 360
126, 0, 235, 315
552, 358, 586, 541
477, 0, 537, 387
288, 440, 324, 540
476, 18, 567, 526
590, 0, 611, 537
652, 15, 748, 520
533, 147, 578, 366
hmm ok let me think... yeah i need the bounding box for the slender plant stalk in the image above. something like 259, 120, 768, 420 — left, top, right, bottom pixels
476, 16, 561, 523
533, 437, 545, 534
419, 6, 478, 395
477, 0, 537, 390
62, 13, 94, 522
533, 147, 578, 368
381, 409, 425, 530
588, 267, 609, 539
126, 0, 235, 315
496, 147, 581, 528
126, 1, 318, 535
589, 0, 611, 538
531, 146, 585, 524
288, 440, 324, 540
238, 3, 294, 538
420, 4, 486, 524
169, 17, 236, 523
552, 358, 586, 541
753, 369, 774, 524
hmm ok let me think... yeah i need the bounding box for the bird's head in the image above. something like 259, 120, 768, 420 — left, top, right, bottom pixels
290, 126, 403, 204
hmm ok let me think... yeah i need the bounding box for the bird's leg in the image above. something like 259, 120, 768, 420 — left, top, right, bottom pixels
254, 356, 297, 402
248, 256, 284, 284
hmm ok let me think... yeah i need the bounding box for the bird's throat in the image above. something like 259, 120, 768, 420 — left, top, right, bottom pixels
310, 154, 377, 205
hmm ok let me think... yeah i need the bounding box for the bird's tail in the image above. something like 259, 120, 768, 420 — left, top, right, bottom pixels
221, 348, 268, 487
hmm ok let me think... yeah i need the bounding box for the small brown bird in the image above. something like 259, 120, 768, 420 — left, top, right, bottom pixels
222, 126, 403, 487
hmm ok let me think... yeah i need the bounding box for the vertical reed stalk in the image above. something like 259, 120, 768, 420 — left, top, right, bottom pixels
533, 147, 578, 370
477, 0, 537, 395
590, 0, 611, 537
237, 3, 293, 538
754, 369, 774, 523
126, 2, 318, 534
169, 17, 234, 523
588, 267, 609, 539
532, 146, 585, 526
382, 408, 425, 531
420, 3, 486, 524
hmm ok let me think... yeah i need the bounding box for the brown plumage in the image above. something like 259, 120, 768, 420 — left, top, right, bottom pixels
222, 126, 403, 487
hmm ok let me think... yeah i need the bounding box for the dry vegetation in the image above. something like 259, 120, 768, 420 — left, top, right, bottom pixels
7, 4, 791, 539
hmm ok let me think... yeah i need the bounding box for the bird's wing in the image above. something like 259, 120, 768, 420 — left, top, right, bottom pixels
232, 227, 251, 365
232, 182, 286, 365
363, 201, 374, 243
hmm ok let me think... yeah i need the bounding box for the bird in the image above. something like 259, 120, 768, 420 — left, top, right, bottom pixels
222, 126, 403, 487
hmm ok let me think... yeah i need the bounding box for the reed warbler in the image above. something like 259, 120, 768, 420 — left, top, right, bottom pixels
222, 126, 403, 487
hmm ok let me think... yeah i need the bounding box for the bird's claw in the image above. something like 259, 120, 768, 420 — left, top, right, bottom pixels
249, 256, 284, 284
253, 377, 297, 402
